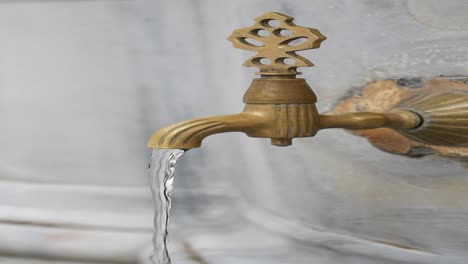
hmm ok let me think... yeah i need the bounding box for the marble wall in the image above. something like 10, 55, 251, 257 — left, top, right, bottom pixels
0, 0, 468, 263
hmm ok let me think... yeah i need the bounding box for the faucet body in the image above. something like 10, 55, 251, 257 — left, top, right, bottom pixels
148, 77, 421, 149
148, 12, 466, 150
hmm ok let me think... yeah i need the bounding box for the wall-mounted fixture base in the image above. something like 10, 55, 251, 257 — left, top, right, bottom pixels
331, 77, 468, 158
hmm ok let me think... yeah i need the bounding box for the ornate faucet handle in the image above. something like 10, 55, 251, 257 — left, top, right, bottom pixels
228, 12, 326, 76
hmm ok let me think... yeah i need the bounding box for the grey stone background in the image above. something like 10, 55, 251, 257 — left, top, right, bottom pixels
0, 0, 468, 263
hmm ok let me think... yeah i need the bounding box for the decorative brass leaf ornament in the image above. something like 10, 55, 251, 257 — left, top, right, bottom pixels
227, 12, 326, 76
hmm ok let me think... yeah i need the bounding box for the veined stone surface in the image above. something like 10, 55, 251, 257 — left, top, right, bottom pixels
0, 0, 467, 263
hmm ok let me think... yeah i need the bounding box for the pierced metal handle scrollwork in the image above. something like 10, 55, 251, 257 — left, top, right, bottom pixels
227, 12, 326, 76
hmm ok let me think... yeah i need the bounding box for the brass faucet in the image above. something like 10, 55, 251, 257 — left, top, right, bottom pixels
148, 12, 468, 150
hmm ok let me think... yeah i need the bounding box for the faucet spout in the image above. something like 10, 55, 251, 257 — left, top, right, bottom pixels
147, 112, 269, 149
147, 102, 321, 149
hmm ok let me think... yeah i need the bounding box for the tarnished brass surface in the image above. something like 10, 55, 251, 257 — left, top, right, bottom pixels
148, 12, 466, 151
150, 11, 328, 148
396, 91, 468, 146
331, 78, 468, 158
243, 78, 316, 104
147, 112, 266, 149
227, 12, 326, 76
147, 104, 319, 149
319, 110, 421, 130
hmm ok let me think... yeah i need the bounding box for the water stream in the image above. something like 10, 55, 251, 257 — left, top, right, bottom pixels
148, 149, 186, 264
